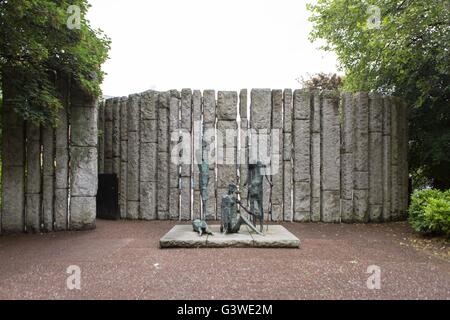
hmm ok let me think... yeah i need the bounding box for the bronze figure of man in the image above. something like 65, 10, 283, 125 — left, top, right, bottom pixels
197, 139, 210, 220
220, 184, 263, 235
244, 161, 272, 232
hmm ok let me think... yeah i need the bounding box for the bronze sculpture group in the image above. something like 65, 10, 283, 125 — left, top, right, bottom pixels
192, 140, 270, 237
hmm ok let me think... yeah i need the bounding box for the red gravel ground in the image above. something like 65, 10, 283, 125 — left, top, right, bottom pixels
0, 220, 449, 300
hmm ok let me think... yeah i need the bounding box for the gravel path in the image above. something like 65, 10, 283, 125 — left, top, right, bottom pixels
0, 220, 448, 299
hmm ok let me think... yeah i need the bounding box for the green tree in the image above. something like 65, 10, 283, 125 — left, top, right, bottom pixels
0, 0, 110, 125
300, 73, 343, 91
307, 0, 450, 189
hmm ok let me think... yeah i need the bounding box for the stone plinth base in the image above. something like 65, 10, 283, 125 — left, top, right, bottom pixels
159, 225, 300, 248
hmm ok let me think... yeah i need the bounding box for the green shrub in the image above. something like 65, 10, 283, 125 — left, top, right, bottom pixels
408, 189, 450, 237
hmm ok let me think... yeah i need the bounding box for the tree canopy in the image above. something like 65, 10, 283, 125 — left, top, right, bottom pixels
301, 73, 343, 91
0, 0, 110, 125
307, 0, 450, 189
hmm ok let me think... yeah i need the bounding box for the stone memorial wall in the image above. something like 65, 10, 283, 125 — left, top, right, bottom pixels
0, 85, 409, 234
99, 89, 409, 223
1, 77, 98, 233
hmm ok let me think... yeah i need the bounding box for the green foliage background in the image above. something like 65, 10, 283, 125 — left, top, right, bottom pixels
308, 0, 450, 189
0, 0, 110, 126
408, 189, 450, 237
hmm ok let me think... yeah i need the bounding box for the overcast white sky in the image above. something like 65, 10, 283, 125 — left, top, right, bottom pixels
87, 0, 339, 97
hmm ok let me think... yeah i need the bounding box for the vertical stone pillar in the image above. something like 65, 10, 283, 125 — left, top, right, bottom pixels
340, 93, 355, 223
25, 122, 41, 232
400, 101, 409, 216
217, 91, 238, 220
293, 90, 311, 222
157, 92, 170, 220
103, 99, 113, 174
239, 89, 249, 209
112, 98, 121, 177
69, 84, 98, 230
283, 89, 293, 222
180, 89, 192, 220
353, 92, 370, 223
382, 97, 392, 221
1, 80, 25, 233
98, 101, 105, 174
169, 90, 181, 220
139, 91, 158, 220
310, 91, 322, 222
396, 99, 409, 218
250, 89, 272, 221
271, 90, 283, 221
321, 91, 341, 223
203, 90, 216, 220
42, 126, 55, 231
390, 97, 400, 220
54, 76, 70, 231
127, 93, 141, 219
398, 99, 405, 217
369, 93, 383, 222
192, 90, 202, 220
119, 97, 128, 219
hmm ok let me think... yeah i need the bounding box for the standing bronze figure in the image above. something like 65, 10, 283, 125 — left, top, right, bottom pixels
192, 139, 212, 236
198, 140, 209, 220
244, 161, 272, 232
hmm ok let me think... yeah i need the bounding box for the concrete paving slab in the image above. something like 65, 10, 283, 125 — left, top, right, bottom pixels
250, 225, 301, 248
205, 225, 254, 247
159, 225, 207, 248
159, 224, 300, 248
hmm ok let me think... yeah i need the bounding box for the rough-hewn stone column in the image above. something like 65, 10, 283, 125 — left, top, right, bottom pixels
396, 99, 409, 218
192, 90, 202, 220
311, 91, 321, 222
1, 80, 25, 233
98, 101, 105, 174
25, 122, 41, 232
271, 90, 283, 221
217, 91, 238, 219
54, 76, 70, 231
180, 89, 192, 220
69, 84, 98, 230
390, 97, 400, 220
400, 101, 409, 217
139, 91, 158, 220
157, 92, 170, 220
250, 89, 272, 221
353, 92, 369, 223
321, 91, 341, 223
112, 98, 121, 177
340, 93, 354, 223
283, 89, 293, 222
382, 97, 392, 221
239, 89, 249, 210
169, 90, 181, 220
203, 90, 216, 220
293, 90, 311, 222
104, 99, 113, 174
127, 93, 141, 219
369, 93, 383, 222
42, 126, 55, 231
119, 97, 128, 219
